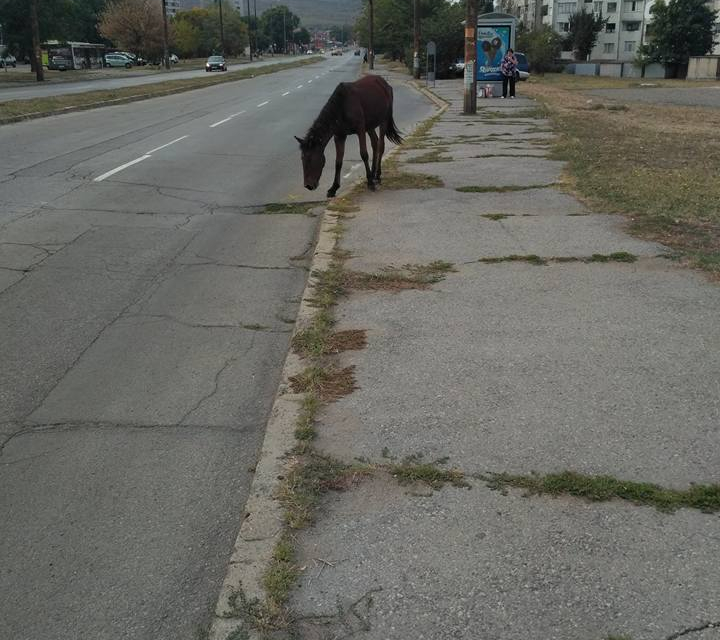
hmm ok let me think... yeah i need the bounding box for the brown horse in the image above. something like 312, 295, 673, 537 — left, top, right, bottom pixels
295, 75, 403, 198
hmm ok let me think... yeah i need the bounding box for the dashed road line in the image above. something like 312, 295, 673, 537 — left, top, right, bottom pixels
209, 111, 245, 128
146, 135, 189, 154
282, 91, 290, 96
94, 156, 150, 182
297, 84, 303, 89
257, 100, 269, 107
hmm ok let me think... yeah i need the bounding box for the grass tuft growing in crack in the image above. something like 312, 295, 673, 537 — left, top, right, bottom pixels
481, 213, 512, 221
483, 471, 720, 513
405, 148, 452, 163
262, 201, 323, 216
457, 184, 555, 193
288, 365, 357, 402
346, 261, 456, 290
477, 253, 638, 266
390, 453, 469, 490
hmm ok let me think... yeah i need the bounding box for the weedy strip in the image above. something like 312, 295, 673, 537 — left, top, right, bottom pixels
476, 252, 638, 266
482, 471, 720, 513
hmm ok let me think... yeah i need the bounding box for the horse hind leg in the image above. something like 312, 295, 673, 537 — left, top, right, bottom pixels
357, 128, 375, 191
368, 128, 379, 183
375, 125, 387, 185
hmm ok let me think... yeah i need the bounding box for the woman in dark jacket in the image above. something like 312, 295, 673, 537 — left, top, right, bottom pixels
500, 48, 518, 99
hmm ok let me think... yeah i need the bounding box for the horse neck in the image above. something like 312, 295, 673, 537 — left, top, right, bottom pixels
307, 87, 344, 149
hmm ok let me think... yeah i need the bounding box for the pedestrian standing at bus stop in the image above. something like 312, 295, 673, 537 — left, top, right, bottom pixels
500, 49, 518, 99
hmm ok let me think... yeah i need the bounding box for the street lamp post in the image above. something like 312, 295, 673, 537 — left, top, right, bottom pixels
217, 0, 225, 56
246, 0, 253, 60
30, 0, 44, 81
368, 0, 374, 69
161, 0, 170, 69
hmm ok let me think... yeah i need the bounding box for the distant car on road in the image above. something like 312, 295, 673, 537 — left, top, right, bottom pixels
306, 49, 314, 55
331, 48, 342, 56
169, 53, 179, 64
104, 53, 133, 68
515, 52, 530, 81
205, 55, 227, 72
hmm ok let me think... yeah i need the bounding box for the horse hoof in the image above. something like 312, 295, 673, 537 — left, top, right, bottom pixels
327, 189, 337, 198
367, 182, 376, 192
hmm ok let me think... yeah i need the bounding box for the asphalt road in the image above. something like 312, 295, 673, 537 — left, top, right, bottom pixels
0, 55, 300, 101
0, 55, 434, 640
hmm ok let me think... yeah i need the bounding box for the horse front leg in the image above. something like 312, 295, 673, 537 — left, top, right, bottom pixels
327, 134, 346, 198
357, 129, 375, 191
368, 128, 379, 182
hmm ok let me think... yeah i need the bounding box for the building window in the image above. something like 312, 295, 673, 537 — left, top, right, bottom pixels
606, 22, 616, 32
607, 1, 617, 10
557, 21, 570, 31
594, 1, 603, 11
542, 4, 549, 15
558, 2, 575, 12
624, 0, 638, 10
604, 42, 615, 53
624, 40, 636, 51
624, 21, 641, 30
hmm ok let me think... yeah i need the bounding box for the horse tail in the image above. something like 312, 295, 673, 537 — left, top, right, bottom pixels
385, 112, 403, 145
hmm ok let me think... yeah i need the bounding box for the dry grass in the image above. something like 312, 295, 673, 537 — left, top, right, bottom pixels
288, 365, 357, 402
524, 76, 720, 275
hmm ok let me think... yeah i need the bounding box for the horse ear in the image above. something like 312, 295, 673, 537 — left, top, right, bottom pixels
294, 136, 304, 146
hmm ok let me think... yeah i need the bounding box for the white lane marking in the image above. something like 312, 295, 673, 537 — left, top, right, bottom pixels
94, 155, 150, 182
257, 100, 269, 107
282, 91, 290, 96
146, 135, 189, 154
308, 79, 313, 83
297, 84, 303, 89
343, 163, 362, 180
209, 111, 246, 128
315, 75, 320, 79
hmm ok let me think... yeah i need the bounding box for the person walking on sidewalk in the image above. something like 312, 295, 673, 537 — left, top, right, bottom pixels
500, 49, 518, 99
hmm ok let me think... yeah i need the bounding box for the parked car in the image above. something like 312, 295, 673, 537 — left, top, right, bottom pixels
449, 58, 464, 76
205, 55, 227, 71
169, 53, 179, 64
1, 54, 17, 68
515, 52, 530, 81
119, 52, 146, 66
305, 49, 314, 55
104, 53, 133, 68
48, 55, 72, 70
331, 48, 343, 56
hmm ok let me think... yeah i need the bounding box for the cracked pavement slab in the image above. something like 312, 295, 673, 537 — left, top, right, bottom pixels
289, 78, 720, 639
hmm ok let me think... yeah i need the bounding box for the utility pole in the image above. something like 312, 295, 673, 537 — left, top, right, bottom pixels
368, 0, 374, 69
161, 0, 170, 69
30, 0, 44, 81
247, 0, 253, 60
413, 0, 420, 79
463, 0, 477, 114
283, 10, 286, 53
254, 0, 258, 55
217, 0, 225, 56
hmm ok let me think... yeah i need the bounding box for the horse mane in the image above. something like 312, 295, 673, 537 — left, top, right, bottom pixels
304, 83, 346, 148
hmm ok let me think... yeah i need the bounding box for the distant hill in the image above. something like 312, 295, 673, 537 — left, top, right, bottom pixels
251, 0, 362, 28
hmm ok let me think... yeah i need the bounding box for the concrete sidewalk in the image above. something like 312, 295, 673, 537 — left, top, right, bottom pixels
285, 79, 720, 639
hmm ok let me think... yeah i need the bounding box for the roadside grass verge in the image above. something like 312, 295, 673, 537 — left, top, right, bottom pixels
0, 57, 324, 123
457, 184, 554, 193
523, 75, 720, 275
262, 201, 324, 216
483, 470, 720, 513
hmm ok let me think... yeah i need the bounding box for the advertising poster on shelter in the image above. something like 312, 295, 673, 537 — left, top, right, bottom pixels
476, 25, 511, 81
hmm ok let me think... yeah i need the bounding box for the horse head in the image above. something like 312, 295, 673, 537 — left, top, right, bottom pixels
295, 135, 326, 191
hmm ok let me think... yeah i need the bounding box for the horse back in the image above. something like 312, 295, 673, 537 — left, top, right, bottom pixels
345, 75, 394, 129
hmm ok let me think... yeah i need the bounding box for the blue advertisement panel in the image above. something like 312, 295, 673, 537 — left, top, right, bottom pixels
476, 25, 511, 82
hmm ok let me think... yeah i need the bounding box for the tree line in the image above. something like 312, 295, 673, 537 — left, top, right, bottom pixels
0, 0, 314, 62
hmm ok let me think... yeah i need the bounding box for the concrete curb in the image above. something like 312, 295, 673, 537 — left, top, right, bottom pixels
407, 79, 450, 110
208, 75, 441, 640
208, 207, 340, 640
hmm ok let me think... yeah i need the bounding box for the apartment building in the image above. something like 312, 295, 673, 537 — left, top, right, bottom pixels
517, 0, 720, 59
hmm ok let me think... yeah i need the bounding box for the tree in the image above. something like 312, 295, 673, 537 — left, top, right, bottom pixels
637, 0, 717, 66
259, 5, 299, 53
172, 5, 247, 57
478, 0, 494, 15
516, 24, 562, 72
99, 0, 165, 57
567, 8, 605, 60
